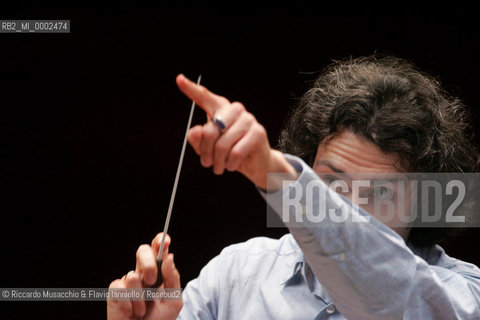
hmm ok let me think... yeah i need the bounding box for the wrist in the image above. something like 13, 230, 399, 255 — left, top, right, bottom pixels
256, 150, 298, 191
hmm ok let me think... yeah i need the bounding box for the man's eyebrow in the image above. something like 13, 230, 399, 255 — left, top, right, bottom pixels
315, 160, 345, 173
314, 159, 409, 185
314, 160, 354, 181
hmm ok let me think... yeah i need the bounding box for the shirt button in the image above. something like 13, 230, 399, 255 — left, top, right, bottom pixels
326, 305, 336, 314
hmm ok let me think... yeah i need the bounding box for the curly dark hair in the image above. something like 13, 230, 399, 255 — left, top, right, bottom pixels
278, 55, 480, 247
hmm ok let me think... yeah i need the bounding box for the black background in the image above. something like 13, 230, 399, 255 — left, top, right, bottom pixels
1, 5, 479, 319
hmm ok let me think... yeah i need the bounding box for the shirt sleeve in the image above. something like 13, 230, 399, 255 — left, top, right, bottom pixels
259, 154, 480, 319
177, 255, 220, 320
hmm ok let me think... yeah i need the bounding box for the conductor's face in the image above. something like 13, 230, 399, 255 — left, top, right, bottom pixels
313, 128, 411, 241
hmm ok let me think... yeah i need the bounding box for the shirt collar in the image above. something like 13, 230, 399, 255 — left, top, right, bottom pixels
280, 234, 305, 285
406, 239, 443, 265
281, 250, 331, 304
281, 261, 304, 286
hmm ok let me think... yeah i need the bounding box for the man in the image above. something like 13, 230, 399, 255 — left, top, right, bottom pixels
108, 56, 480, 319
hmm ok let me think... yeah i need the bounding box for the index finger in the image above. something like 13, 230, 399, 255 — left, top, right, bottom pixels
176, 74, 229, 117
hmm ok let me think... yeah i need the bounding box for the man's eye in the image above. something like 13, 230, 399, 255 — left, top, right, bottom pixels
323, 175, 342, 185
372, 187, 394, 199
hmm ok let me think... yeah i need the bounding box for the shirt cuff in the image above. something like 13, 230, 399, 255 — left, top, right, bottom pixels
256, 153, 306, 197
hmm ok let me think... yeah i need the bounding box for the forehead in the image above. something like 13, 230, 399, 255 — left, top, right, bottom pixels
313, 129, 404, 173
